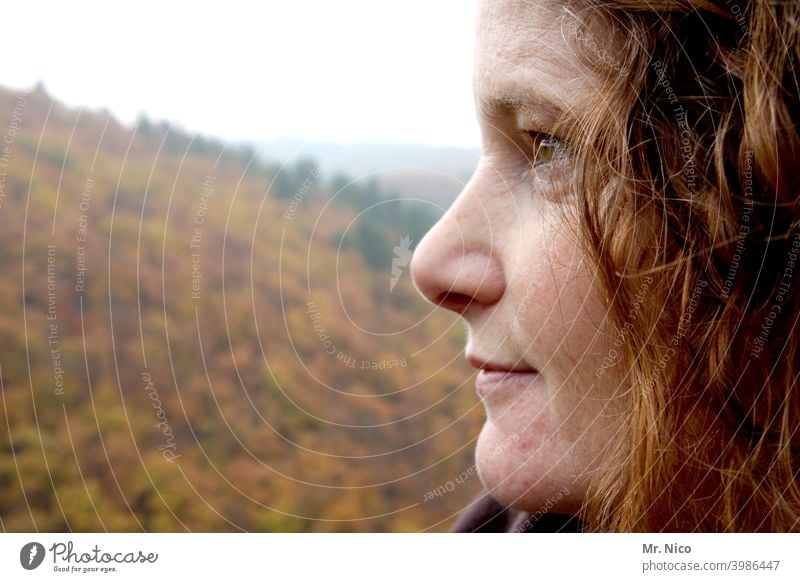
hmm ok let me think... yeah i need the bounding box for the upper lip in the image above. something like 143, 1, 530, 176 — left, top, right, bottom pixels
466, 354, 538, 373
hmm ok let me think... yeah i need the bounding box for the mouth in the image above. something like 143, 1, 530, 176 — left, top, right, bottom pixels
466, 354, 541, 398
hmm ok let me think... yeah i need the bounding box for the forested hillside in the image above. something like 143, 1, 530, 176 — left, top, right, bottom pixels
0, 84, 484, 532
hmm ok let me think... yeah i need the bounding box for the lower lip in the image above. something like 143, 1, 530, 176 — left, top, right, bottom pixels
475, 370, 541, 398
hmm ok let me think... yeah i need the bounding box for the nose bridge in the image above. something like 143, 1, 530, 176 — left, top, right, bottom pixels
410, 167, 507, 312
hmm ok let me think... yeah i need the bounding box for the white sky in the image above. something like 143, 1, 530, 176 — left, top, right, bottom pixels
3, 0, 480, 148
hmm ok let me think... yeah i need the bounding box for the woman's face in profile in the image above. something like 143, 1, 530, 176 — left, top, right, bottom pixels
411, 0, 620, 514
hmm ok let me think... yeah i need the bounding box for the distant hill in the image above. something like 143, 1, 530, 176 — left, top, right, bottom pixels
256, 137, 479, 209
0, 83, 482, 532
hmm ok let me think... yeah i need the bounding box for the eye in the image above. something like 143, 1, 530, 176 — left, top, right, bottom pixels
525, 130, 570, 167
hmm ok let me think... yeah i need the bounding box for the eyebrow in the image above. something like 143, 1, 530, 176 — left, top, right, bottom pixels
477, 91, 566, 129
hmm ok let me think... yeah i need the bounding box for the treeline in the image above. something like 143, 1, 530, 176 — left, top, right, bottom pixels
134, 112, 439, 276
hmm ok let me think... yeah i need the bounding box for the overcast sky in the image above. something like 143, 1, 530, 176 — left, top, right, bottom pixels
3, 0, 480, 148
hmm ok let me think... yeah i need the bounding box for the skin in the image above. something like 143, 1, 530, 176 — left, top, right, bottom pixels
410, 0, 622, 514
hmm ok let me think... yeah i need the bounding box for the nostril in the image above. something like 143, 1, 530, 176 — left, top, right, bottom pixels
435, 291, 477, 314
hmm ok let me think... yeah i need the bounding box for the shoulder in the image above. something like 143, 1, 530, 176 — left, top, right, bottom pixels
449, 490, 582, 533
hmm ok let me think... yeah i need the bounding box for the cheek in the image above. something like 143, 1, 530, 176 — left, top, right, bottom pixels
514, 234, 601, 344
512, 231, 612, 432
478, 221, 617, 510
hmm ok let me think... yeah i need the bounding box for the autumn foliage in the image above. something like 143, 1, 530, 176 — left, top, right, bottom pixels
0, 85, 483, 532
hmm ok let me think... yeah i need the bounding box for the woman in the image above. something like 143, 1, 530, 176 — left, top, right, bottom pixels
411, 0, 800, 532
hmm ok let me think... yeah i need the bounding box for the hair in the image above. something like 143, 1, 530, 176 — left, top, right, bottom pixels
549, 0, 800, 531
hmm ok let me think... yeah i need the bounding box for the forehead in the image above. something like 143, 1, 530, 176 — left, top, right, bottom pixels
474, 0, 597, 122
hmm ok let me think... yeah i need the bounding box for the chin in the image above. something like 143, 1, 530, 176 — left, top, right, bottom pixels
474, 419, 582, 515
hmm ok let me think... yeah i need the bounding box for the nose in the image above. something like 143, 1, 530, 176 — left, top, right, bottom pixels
410, 174, 506, 315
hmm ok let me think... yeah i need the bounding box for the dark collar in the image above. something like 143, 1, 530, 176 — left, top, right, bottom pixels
449, 490, 583, 533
